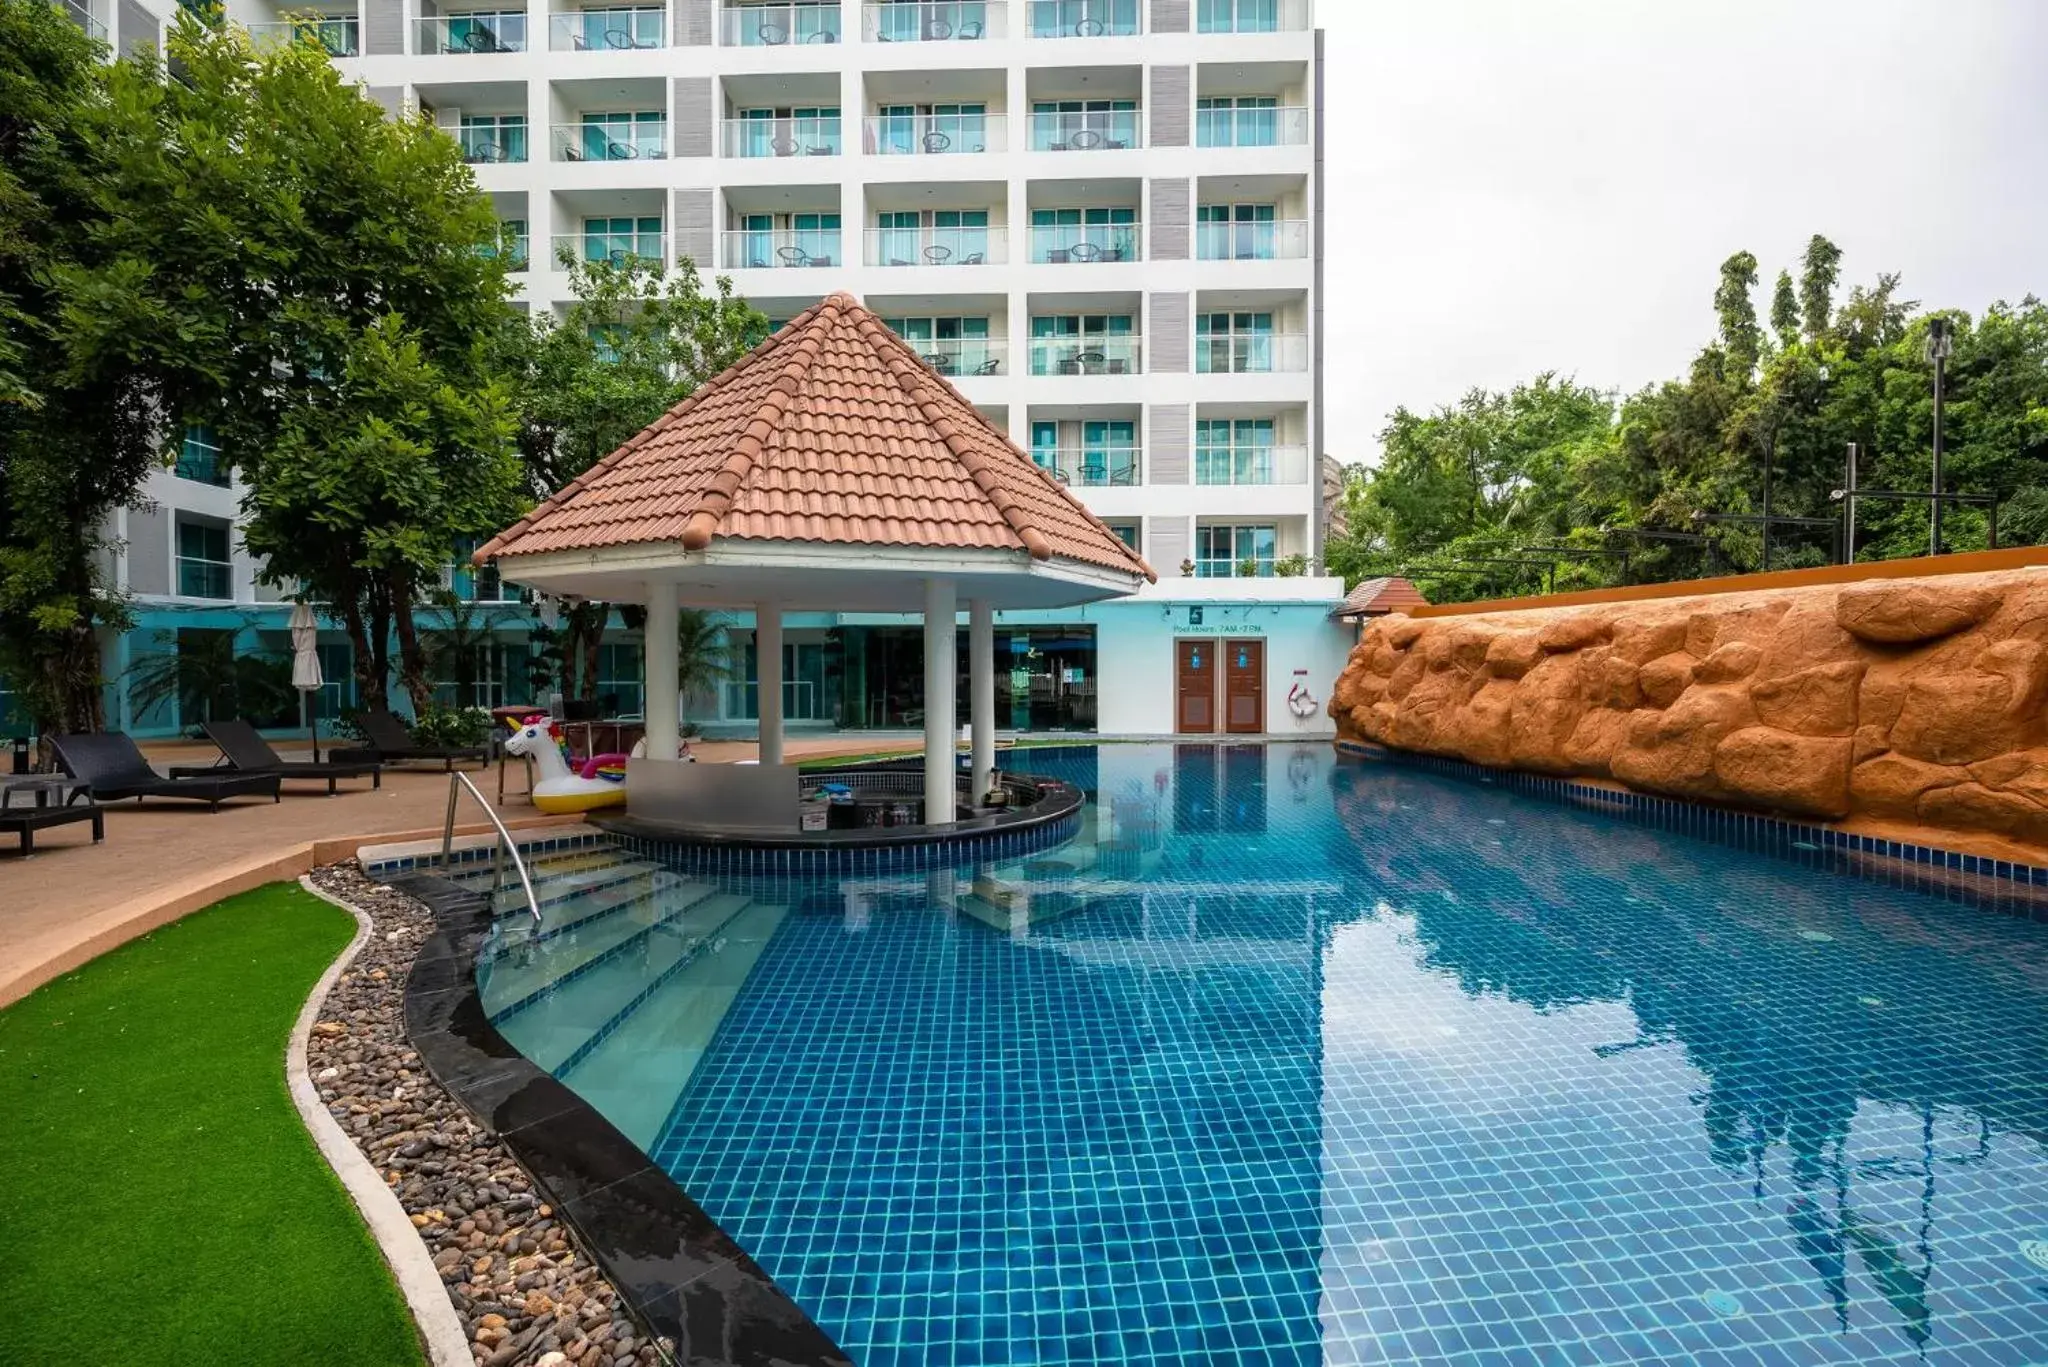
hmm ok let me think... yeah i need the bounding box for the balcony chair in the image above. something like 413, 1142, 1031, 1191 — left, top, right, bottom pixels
1069, 127, 1105, 151
923, 17, 951, 38
460, 27, 503, 51
50, 732, 281, 810
923, 352, 957, 376
923, 244, 954, 265
167, 718, 382, 796
958, 20, 983, 37
960, 250, 986, 265
756, 20, 787, 42
771, 135, 801, 156
777, 245, 812, 268
922, 131, 953, 153
974, 357, 1002, 376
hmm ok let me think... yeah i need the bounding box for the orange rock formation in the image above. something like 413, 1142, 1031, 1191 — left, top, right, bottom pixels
1330, 569, 2048, 851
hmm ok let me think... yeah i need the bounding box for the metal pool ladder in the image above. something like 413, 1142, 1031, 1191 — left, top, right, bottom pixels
439, 771, 543, 931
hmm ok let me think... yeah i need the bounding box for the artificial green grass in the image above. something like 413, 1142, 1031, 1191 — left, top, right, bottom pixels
0, 884, 426, 1367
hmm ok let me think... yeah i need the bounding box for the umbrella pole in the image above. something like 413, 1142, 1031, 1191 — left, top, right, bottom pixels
304, 690, 320, 762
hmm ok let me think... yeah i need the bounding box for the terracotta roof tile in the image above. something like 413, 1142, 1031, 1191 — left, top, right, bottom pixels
1333, 576, 1430, 618
478, 294, 1152, 582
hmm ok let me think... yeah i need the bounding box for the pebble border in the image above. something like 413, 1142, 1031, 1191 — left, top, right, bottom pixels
301, 864, 673, 1367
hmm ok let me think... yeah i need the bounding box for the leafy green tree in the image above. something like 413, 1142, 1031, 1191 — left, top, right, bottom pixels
497, 254, 766, 699
1770, 271, 1801, 352
1715, 251, 1762, 383
1799, 234, 1843, 341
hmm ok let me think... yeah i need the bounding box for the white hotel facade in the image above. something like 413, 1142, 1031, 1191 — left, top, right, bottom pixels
54, 0, 1349, 740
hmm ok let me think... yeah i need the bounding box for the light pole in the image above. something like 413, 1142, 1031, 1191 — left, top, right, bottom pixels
1926, 317, 1954, 555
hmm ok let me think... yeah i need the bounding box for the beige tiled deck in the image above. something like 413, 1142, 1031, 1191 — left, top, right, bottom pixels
0, 734, 918, 1008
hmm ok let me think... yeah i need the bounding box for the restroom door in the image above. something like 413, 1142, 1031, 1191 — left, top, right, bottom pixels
1223, 638, 1264, 734
1176, 639, 1215, 734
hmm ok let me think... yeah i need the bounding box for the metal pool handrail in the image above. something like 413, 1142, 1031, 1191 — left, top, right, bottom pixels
440, 770, 543, 931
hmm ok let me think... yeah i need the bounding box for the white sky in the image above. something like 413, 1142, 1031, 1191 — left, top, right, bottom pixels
1320, 0, 2048, 464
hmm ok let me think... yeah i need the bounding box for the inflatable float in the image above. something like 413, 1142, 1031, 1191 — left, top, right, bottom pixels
503, 714, 631, 814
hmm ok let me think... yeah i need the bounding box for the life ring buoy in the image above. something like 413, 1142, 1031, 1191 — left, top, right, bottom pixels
1287, 682, 1320, 719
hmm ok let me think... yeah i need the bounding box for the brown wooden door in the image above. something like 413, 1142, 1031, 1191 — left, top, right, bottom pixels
1176, 639, 1215, 734
1224, 638, 1264, 734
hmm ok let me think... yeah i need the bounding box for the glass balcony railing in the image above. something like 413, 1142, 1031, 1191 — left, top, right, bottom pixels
549, 232, 670, 267
1193, 444, 1311, 486
864, 1, 1003, 41
1195, 218, 1309, 261
548, 7, 665, 48
720, 2, 841, 45
864, 225, 1005, 267
1028, 336, 1141, 376
552, 121, 668, 161
720, 117, 843, 158
1195, 333, 1310, 374
1028, 221, 1140, 264
1195, 105, 1311, 148
1195, 0, 1310, 32
1026, 0, 1137, 37
445, 122, 530, 163
863, 112, 1006, 155
174, 441, 230, 487
1195, 554, 1277, 579
62, 0, 107, 40
909, 337, 1008, 379
248, 15, 359, 54
719, 230, 844, 269
416, 12, 528, 52
1034, 447, 1142, 488
1027, 109, 1141, 151
495, 233, 530, 270
177, 559, 233, 599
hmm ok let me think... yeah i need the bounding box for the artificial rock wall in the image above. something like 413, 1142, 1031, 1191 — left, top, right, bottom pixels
1330, 568, 2048, 852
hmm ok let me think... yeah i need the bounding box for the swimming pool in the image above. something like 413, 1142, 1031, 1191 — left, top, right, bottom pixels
474, 743, 2048, 1365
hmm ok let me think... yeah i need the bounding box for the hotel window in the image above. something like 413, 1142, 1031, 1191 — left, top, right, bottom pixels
1029, 207, 1136, 263
874, 1, 987, 40
1030, 98, 1137, 150
875, 209, 989, 265
736, 105, 841, 156
458, 113, 526, 163
1196, 418, 1275, 484
1081, 421, 1136, 486
1104, 522, 1140, 553
497, 218, 528, 270
1030, 421, 1060, 471
446, 9, 526, 50
1197, 0, 1277, 32
312, 642, 355, 722
1196, 312, 1275, 373
579, 110, 665, 161
1029, 0, 1137, 37
1195, 95, 1278, 147
1196, 524, 1277, 577
175, 425, 229, 487
1196, 203, 1277, 259
1030, 314, 1135, 375
872, 102, 988, 154
732, 0, 839, 45
566, 5, 662, 47
883, 317, 994, 377
582, 215, 663, 264
597, 643, 644, 716
176, 519, 233, 599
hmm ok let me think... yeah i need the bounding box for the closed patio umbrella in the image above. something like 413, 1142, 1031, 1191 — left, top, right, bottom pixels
289, 602, 323, 761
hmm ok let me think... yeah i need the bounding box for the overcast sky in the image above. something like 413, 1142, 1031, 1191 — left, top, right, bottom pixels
1320, 0, 2048, 464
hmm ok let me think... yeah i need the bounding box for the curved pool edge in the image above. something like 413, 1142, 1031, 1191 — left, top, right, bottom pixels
390, 870, 855, 1367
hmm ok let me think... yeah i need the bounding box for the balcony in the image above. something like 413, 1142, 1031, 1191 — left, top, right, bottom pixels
548, 8, 666, 49
1193, 444, 1311, 485
1027, 109, 1141, 151
1028, 336, 1141, 376
416, 12, 528, 52
720, 2, 842, 45
552, 121, 668, 161
1195, 218, 1309, 261
863, 113, 1007, 156
446, 121, 529, 164
498, 232, 530, 271
1026, 0, 1137, 38
1028, 221, 1140, 264
1196, 0, 1310, 32
549, 232, 670, 267
1195, 104, 1310, 148
1195, 333, 1308, 374
1036, 447, 1142, 488
720, 116, 843, 158
864, 1, 1003, 41
248, 15, 359, 54
720, 229, 844, 270
61, 0, 106, 41
864, 225, 1005, 267
177, 558, 233, 599
912, 337, 1008, 379
174, 433, 229, 488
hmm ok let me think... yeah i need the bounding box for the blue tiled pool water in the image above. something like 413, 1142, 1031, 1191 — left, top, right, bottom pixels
481, 743, 2048, 1365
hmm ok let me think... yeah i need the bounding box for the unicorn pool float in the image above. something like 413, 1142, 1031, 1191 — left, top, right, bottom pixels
502, 714, 633, 815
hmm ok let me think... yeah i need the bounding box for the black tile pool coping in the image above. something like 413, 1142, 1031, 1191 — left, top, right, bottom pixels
1337, 738, 2048, 918
391, 870, 853, 1367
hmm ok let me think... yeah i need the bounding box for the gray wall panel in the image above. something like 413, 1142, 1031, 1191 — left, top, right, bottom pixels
1149, 404, 1190, 484
1149, 292, 1189, 373
1149, 178, 1189, 260
672, 188, 715, 269
1151, 0, 1189, 33
118, 0, 156, 56
1147, 517, 1191, 576
1149, 65, 1190, 146
363, 0, 404, 55
126, 507, 169, 597
672, 77, 714, 156
675, 0, 712, 45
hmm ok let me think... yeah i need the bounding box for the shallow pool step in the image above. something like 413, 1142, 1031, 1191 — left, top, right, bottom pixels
480, 880, 720, 1018
559, 899, 790, 1150
492, 892, 756, 1074
475, 859, 664, 920
449, 846, 626, 889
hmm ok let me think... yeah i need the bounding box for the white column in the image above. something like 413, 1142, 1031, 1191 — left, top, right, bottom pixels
969, 598, 995, 800
643, 580, 679, 760
923, 577, 957, 826
755, 601, 783, 767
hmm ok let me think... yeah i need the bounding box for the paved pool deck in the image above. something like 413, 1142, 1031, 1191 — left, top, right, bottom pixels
0, 734, 921, 1008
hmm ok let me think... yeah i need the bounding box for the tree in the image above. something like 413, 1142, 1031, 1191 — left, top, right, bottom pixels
498, 254, 766, 700
673, 609, 736, 731
421, 587, 503, 709
1714, 251, 1762, 383
1799, 234, 1843, 342
1770, 270, 1801, 352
